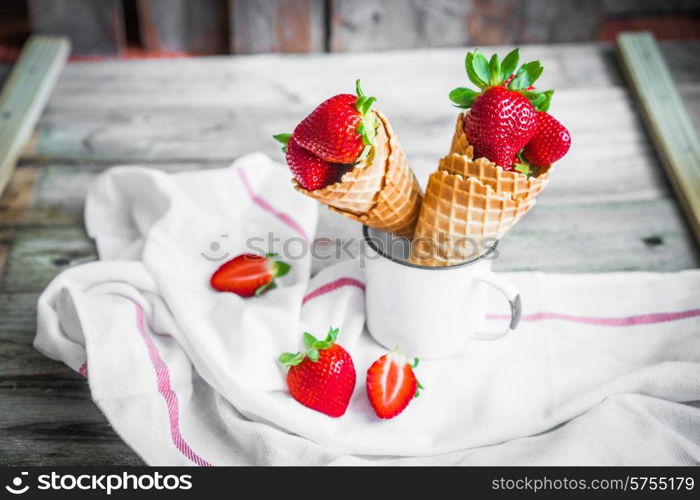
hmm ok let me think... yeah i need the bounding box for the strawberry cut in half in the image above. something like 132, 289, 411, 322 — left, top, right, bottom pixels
273, 133, 349, 190
449, 49, 555, 170
210, 253, 290, 298
366, 349, 423, 419
292, 79, 378, 164
279, 327, 356, 418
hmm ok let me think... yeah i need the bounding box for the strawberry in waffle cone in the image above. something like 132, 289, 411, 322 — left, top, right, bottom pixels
410, 49, 571, 266
275, 81, 422, 238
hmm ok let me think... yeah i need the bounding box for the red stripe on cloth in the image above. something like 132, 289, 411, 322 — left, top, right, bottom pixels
487, 308, 700, 326
302, 277, 365, 305
237, 169, 310, 244
124, 297, 212, 466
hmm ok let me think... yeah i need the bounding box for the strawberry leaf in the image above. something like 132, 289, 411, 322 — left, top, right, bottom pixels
355, 79, 365, 98
273, 133, 291, 153
514, 151, 541, 178
303, 332, 317, 349
470, 50, 491, 87
508, 60, 543, 90
254, 281, 277, 297
271, 260, 291, 278
325, 326, 339, 344
465, 51, 487, 88
357, 118, 378, 147
357, 144, 371, 161
499, 48, 519, 83
522, 89, 554, 112
307, 348, 320, 362
449, 87, 479, 108
358, 96, 377, 116
279, 352, 305, 367
488, 53, 501, 86
414, 380, 424, 398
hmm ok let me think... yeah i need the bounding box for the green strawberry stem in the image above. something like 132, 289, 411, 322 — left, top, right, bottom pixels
513, 150, 541, 178
354, 79, 379, 160
449, 48, 554, 112
273, 133, 291, 153
254, 254, 291, 297
279, 327, 339, 367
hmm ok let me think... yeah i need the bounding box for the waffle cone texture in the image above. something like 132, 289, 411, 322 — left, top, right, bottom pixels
409, 113, 551, 266
294, 110, 423, 238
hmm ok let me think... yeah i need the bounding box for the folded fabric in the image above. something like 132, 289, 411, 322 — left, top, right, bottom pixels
35, 154, 700, 465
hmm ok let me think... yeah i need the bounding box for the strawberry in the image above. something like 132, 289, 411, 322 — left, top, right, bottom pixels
465, 86, 537, 169
210, 253, 290, 297
521, 111, 571, 168
279, 327, 356, 418
366, 349, 422, 419
274, 133, 347, 190
292, 80, 378, 164
449, 49, 555, 170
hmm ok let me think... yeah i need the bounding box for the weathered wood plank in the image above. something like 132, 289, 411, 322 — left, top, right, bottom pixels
230, 0, 326, 54
0, 167, 39, 225
515, 0, 601, 43
603, 0, 700, 14
0, 227, 13, 277
27, 0, 125, 56
18, 42, 696, 164
0, 291, 143, 465
0, 36, 70, 198
618, 32, 700, 245
18, 85, 678, 200
1, 226, 97, 292
330, 0, 471, 51
137, 0, 229, 55
0, 419, 144, 466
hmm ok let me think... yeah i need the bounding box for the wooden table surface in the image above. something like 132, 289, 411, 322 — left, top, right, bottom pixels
1, 42, 699, 465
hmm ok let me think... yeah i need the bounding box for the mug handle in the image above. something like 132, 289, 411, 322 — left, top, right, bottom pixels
470, 272, 522, 340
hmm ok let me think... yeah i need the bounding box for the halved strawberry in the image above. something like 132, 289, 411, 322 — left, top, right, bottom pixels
210, 253, 290, 297
366, 350, 422, 419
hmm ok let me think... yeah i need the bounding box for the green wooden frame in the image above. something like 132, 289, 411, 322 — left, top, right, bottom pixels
0, 36, 70, 198
617, 31, 700, 246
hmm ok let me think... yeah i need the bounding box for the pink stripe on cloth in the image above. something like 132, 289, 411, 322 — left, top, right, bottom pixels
237, 169, 310, 243
487, 308, 700, 326
302, 277, 365, 305
124, 297, 212, 467
78, 362, 88, 378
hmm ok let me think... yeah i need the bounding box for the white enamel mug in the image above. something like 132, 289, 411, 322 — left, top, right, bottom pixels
362, 226, 521, 359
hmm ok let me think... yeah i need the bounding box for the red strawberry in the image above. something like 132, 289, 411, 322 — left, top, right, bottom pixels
210, 253, 290, 297
274, 133, 347, 190
292, 80, 378, 164
522, 111, 571, 167
366, 350, 422, 419
279, 327, 356, 418
465, 86, 537, 169
449, 49, 555, 170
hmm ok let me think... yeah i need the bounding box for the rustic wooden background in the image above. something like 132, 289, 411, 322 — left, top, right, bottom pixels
0, 0, 698, 59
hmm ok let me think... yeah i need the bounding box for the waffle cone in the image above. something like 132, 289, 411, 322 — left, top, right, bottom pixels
294, 111, 423, 238
409, 113, 550, 266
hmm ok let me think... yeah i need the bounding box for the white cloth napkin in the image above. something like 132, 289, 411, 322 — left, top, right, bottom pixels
35, 154, 700, 465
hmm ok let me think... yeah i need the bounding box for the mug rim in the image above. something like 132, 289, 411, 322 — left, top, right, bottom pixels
362, 225, 499, 270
